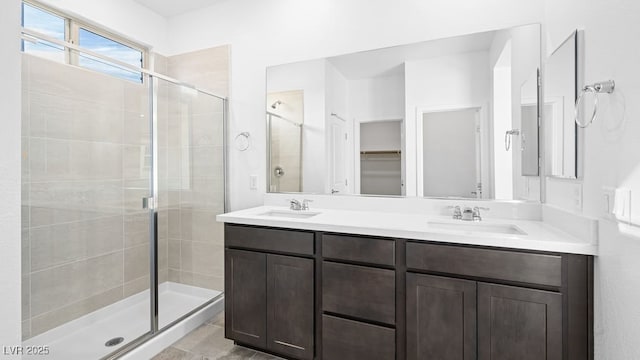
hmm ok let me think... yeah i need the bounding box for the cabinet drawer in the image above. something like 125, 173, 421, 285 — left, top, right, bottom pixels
322, 262, 395, 324
406, 242, 562, 287
225, 224, 314, 256
322, 315, 395, 360
322, 234, 395, 266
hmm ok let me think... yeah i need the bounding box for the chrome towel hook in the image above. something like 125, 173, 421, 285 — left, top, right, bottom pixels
575, 80, 615, 128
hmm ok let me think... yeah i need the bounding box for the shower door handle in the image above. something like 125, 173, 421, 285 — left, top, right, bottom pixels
142, 197, 155, 210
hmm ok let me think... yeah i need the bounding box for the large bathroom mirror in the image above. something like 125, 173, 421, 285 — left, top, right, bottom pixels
266, 23, 541, 201
544, 30, 581, 179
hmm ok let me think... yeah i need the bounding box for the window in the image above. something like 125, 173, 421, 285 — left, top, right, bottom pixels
77, 28, 144, 82
21, 2, 65, 62
21, 1, 145, 83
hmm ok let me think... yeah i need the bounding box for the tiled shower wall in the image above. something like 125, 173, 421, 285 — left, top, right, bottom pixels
21, 45, 229, 340
21, 54, 167, 339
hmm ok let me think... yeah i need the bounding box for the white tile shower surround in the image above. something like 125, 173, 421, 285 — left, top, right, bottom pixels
22, 282, 222, 360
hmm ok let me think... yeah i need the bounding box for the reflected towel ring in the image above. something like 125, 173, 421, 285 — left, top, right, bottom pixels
575, 80, 615, 128
234, 132, 251, 151
505, 129, 520, 151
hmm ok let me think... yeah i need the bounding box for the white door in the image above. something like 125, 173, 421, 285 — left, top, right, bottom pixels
422, 108, 479, 198
329, 118, 348, 194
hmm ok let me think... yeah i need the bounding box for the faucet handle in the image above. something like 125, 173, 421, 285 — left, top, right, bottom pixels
288, 199, 301, 210
472, 206, 489, 221
447, 205, 462, 219
302, 199, 313, 210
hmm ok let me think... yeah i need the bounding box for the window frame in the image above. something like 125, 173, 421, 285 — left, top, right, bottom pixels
22, 0, 148, 82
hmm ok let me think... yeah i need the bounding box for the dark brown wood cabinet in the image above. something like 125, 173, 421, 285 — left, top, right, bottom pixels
406, 273, 477, 360
322, 261, 396, 324
478, 283, 563, 360
225, 249, 267, 348
225, 225, 315, 360
225, 224, 592, 360
267, 254, 314, 359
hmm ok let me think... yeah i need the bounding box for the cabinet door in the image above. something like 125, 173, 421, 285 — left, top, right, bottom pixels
225, 249, 267, 348
478, 283, 562, 360
406, 273, 476, 360
267, 254, 314, 360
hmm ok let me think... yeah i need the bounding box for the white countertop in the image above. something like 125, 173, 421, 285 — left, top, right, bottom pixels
217, 206, 597, 255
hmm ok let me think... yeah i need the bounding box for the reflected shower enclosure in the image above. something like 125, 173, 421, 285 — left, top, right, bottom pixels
20, 46, 226, 358
267, 90, 304, 193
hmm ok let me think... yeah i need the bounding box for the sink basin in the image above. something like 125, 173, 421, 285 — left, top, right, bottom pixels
428, 221, 527, 235
258, 210, 320, 219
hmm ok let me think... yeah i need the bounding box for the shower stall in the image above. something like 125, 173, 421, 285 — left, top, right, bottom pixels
20, 29, 226, 359
266, 112, 303, 193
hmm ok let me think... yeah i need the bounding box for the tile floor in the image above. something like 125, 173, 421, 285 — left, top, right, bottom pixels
152, 312, 283, 360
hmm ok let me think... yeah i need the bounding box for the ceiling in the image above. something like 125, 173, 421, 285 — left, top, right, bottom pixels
327, 30, 497, 80
133, 0, 224, 17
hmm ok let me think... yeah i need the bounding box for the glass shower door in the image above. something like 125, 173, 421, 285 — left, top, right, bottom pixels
21, 53, 153, 359
154, 77, 226, 329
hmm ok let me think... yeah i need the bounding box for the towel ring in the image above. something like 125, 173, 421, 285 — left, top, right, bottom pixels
575, 80, 615, 128
234, 132, 251, 151
504, 129, 520, 151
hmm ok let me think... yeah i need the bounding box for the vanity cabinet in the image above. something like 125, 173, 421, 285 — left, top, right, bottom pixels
225, 249, 267, 348
477, 283, 562, 360
225, 225, 315, 360
224, 224, 592, 360
406, 241, 588, 360
406, 273, 563, 360
406, 273, 477, 360
320, 233, 397, 359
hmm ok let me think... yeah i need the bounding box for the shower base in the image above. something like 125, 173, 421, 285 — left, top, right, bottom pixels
23, 282, 223, 360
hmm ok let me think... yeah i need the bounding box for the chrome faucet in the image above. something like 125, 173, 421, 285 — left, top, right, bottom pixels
449, 205, 489, 221
289, 199, 302, 211
289, 199, 312, 211
461, 207, 474, 221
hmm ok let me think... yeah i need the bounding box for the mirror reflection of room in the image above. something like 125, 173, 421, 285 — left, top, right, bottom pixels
266, 23, 541, 201
545, 31, 579, 179
267, 90, 304, 192
359, 121, 402, 196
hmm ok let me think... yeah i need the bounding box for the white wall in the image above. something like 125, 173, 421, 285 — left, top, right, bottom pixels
0, 0, 22, 351
348, 75, 405, 122
267, 60, 326, 194
406, 51, 491, 196
543, 0, 640, 358
167, 0, 543, 209
38, 0, 170, 54
492, 45, 513, 199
